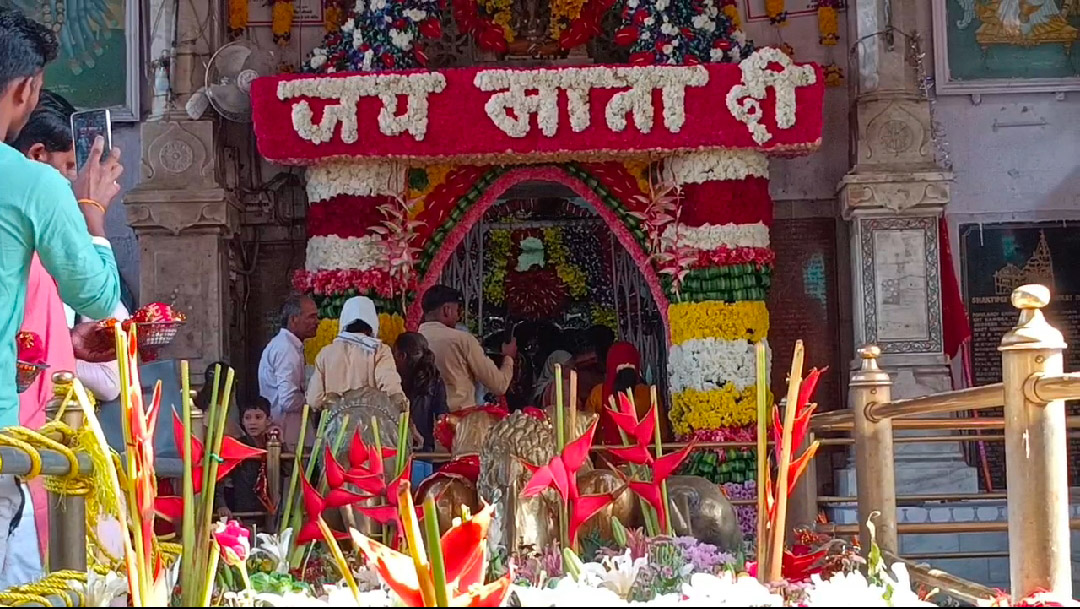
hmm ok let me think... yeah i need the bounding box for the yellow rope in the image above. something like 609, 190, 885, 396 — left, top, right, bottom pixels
0, 570, 89, 606
0, 430, 42, 479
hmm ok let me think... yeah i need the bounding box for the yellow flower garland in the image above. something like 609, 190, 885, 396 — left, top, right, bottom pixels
723, 3, 741, 29
668, 301, 770, 345
544, 228, 588, 298
483, 230, 512, 305
765, 0, 786, 25
622, 159, 652, 195
550, 0, 588, 39
669, 384, 768, 436
407, 165, 453, 217
481, 0, 516, 41
818, 6, 839, 46
324, 3, 345, 33
379, 313, 406, 347
304, 313, 406, 365
227, 0, 248, 32
272, 0, 294, 46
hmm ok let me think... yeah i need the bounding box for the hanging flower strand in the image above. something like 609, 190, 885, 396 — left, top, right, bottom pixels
765, 0, 787, 25
272, 0, 295, 46
817, 0, 839, 46
228, 0, 248, 34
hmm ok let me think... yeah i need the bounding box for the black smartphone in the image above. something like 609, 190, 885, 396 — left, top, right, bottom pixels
71, 108, 113, 169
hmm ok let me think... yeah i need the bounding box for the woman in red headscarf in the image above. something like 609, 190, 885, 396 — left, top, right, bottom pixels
584, 342, 671, 446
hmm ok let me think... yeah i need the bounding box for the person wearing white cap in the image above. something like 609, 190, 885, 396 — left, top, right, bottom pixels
306, 296, 409, 418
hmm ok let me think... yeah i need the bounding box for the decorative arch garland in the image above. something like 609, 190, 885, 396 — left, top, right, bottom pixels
403, 164, 668, 329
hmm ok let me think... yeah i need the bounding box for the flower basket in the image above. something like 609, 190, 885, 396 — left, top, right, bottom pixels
16, 361, 48, 393
136, 320, 184, 348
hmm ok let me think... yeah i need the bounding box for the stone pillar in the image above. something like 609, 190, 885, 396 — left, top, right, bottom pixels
124, 0, 237, 369
124, 121, 239, 369
835, 0, 978, 497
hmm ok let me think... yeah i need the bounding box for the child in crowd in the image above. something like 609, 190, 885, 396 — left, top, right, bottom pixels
393, 332, 449, 452
216, 397, 281, 522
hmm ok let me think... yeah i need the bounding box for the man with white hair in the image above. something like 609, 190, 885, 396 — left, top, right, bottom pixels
258, 294, 318, 446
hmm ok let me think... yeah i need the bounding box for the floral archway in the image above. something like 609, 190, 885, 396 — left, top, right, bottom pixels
400, 164, 670, 330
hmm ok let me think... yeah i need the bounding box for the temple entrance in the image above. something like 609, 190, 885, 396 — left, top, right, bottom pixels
437, 180, 667, 411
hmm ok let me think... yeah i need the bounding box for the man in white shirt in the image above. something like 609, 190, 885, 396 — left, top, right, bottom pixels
258, 294, 318, 446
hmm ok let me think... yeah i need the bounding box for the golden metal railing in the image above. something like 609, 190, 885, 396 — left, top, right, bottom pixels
832, 284, 1078, 601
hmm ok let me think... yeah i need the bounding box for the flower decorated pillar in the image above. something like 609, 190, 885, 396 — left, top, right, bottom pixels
294, 161, 412, 363
661, 147, 774, 541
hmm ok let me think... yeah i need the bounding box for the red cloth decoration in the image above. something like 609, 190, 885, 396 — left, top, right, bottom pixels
939, 216, 971, 359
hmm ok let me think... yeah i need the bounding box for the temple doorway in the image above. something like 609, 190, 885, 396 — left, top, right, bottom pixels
436, 179, 667, 413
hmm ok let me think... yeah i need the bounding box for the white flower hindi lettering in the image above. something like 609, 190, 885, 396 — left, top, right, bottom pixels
726, 48, 817, 144
278, 72, 447, 144
474, 66, 708, 138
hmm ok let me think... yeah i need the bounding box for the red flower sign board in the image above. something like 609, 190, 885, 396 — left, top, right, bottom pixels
251, 59, 824, 165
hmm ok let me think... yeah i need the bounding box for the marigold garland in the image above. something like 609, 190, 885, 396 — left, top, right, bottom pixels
550, 0, 588, 39
480, 0, 516, 41
668, 300, 770, 345
272, 0, 294, 46
669, 384, 768, 436
543, 228, 588, 298
765, 0, 787, 25
818, 1, 839, 46
324, 0, 346, 33
722, 0, 740, 29
304, 313, 407, 365
228, 0, 248, 34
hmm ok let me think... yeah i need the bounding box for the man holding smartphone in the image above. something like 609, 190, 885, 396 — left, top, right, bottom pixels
0, 8, 125, 587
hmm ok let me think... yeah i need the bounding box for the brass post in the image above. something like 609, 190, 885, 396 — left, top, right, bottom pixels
999, 285, 1072, 600
850, 346, 897, 554
266, 428, 282, 530
44, 371, 88, 572
788, 430, 820, 529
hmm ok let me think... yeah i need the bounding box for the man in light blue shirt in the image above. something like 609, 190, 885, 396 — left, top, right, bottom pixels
0, 8, 124, 425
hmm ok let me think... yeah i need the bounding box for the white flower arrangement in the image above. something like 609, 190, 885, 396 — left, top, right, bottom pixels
662, 221, 771, 252
278, 73, 447, 144
305, 160, 407, 202
473, 66, 708, 138
305, 235, 388, 272
663, 149, 769, 185
668, 338, 769, 393
726, 48, 817, 144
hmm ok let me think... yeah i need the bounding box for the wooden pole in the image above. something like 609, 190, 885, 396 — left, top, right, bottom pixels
765, 341, 803, 583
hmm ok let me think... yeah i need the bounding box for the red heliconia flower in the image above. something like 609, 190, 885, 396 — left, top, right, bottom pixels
604, 393, 693, 531
629, 51, 654, 65
353, 503, 512, 607
765, 368, 825, 524
154, 411, 266, 522
296, 475, 349, 545
522, 420, 615, 547
745, 546, 828, 583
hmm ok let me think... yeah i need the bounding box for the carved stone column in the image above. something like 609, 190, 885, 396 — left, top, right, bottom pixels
836, 0, 978, 498
124, 121, 239, 370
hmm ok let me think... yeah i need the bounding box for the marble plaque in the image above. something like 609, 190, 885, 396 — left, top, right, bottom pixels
858, 217, 943, 354
873, 229, 931, 341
